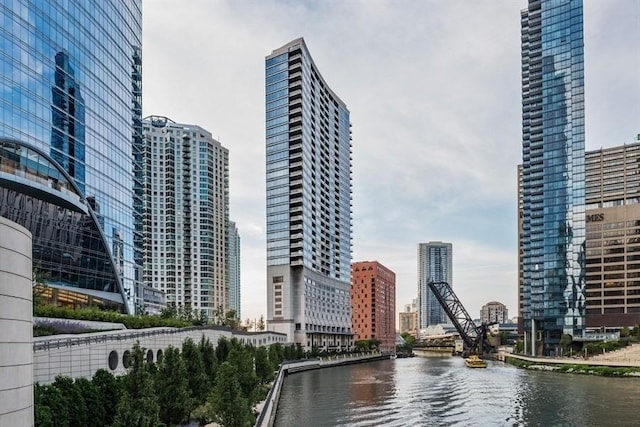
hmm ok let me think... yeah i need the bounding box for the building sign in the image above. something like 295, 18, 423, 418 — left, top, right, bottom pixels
586, 213, 604, 223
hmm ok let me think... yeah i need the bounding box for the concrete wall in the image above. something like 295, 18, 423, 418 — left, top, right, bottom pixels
33, 328, 288, 385
0, 217, 34, 426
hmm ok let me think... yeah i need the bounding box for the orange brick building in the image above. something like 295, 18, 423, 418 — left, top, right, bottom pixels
351, 261, 396, 351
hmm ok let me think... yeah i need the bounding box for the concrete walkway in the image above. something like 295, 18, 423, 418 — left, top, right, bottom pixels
503, 345, 640, 368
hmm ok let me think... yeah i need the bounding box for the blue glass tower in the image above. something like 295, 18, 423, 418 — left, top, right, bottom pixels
0, 1, 142, 313
265, 38, 353, 349
521, 0, 586, 355
417, 242, 453, 329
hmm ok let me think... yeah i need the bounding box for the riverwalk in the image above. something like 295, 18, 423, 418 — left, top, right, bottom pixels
498, 343, 640, 368
255, 352, 388, 427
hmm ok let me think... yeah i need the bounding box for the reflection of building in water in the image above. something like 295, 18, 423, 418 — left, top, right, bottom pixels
0, 2, 142, 313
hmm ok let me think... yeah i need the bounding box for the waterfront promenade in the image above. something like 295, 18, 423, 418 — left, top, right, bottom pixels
499, 343, 640, 368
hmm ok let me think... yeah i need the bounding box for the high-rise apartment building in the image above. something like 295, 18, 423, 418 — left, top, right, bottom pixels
142, 116, 229, 318
351, 261, 396, 352
0, 1, 142, 313
481, 301, 509, 324
520, 0, 586, 355
265, 38, 353, 349
417, 242, 452, 329
228, 220, 241, 317
585, 139, 640, 328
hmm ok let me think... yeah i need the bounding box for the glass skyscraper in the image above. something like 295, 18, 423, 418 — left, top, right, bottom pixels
265, 38, 353, 350
417, 241, 452, 330
520, 0, 586, 355
228, 220, 241, 318
0, 1, 142, 313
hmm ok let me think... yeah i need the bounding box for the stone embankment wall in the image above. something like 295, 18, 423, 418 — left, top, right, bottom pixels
0, 217, 34, 427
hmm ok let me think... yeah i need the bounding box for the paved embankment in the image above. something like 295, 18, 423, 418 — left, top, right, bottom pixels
256, 353, 388, 427
500, 352, 640, 368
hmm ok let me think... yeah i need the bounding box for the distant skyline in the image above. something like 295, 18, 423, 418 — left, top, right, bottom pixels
142, 1, 640, 323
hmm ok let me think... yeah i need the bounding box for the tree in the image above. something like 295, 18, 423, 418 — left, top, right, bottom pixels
32, 268, 49, 311
182, 337, 210, 409
227, 346, 260, 404
225, 309, 240, 330
34, 383, 67, 427
560, 334, 572, 353
208, 362, 253, 427
254, 346, 274, 384
401, 332, 416, 348
199, 335, 218, 386
257, 315, 266, 331
155, 346, 191, 426
92, 369, 120, 426
213, 305, 225, 325
216, 336, 231, 363
268, 343, 284, 368
114, 342, 160, 427
52, 376, 87, 427
74, 377, 104, 427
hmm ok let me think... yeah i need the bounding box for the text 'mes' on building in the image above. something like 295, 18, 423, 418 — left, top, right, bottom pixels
265, 38, 353, 350
0, 1, 142, 313
351, 261, 396, 352
520, 0, 586, 355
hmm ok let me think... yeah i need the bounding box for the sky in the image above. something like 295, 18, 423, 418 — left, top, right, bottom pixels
142, 1, 640, 324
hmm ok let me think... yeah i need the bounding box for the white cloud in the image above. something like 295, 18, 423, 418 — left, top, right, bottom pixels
143, 0, 640, 323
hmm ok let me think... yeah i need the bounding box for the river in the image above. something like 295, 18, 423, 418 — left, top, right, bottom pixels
274, 355, 640, 426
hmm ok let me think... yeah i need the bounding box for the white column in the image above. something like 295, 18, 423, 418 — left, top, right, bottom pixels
0, 217, 33, 427
531, 321, 536, 357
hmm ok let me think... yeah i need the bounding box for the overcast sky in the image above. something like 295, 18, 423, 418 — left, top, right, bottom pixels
142, 1, 640, 324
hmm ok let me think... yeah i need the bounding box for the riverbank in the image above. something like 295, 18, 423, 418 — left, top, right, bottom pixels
256, 352, 388, 427
502, 353, 640, 377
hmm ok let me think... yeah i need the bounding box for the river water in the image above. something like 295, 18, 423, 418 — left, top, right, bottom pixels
274, 356, 640, 427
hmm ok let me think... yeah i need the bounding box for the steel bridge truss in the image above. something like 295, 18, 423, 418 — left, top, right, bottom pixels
427, 281, 485, 354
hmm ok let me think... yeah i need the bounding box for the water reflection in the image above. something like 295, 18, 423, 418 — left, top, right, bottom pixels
275, 357, 640, 427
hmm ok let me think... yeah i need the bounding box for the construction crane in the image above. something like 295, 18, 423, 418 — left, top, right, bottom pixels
427, 281, 494, 356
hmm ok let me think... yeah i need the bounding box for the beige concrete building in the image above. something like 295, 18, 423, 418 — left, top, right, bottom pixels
399, 309, 418, 337
519, 137, 640, 332
585, 140, 640, 329
481, 301, 509, 324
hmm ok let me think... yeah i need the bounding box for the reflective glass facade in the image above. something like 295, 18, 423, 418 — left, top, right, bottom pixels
228, 220, 241, 317
521, 0, 586, 354
0, 0, 142, 312
417, 242, 452, 329
265, 38, 353, 349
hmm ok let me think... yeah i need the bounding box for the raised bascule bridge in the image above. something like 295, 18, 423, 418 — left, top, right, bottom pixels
418, 281, 495, 357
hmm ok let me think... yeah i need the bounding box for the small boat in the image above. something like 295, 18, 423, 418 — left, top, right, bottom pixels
465, 354, 487, 368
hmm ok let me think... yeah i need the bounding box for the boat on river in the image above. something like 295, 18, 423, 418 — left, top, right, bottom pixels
465, 355, 487, 368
